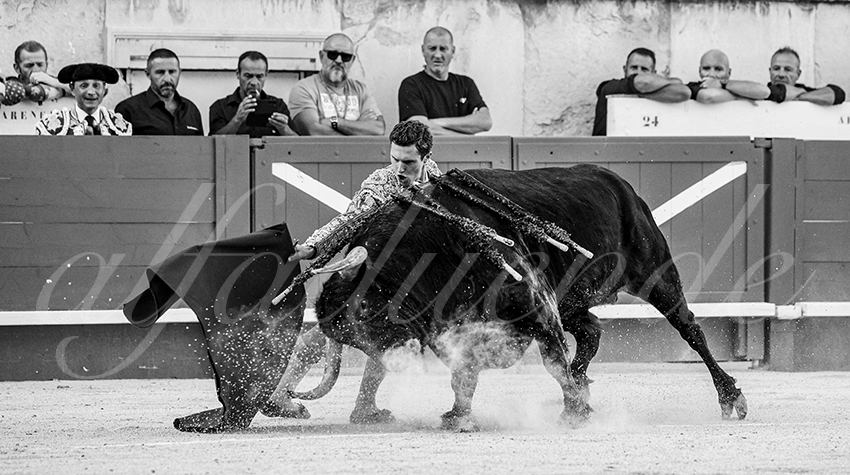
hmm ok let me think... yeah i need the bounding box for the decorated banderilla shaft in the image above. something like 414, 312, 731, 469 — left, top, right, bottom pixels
444, 169, 594, 259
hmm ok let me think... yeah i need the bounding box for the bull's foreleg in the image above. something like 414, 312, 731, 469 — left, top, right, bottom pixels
441, 362, 481, 432
648, 284, 748, 420
349, 356, 394, 424
562, 310, 601, 402
536, 330, 592, 425
260, 325, 326, 419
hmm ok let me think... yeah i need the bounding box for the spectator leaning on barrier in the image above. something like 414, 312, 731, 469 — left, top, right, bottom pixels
288, 33, 385, 136
35, 63, 131, 136
398, 26, 492, 135
209, 50, 296, 138
686, 49, 777, 104
768, 47, 845, 106
260, 120, 442, 423
2, 40, 70, 106
592, 47, 690, 136
115, 49, 203, 135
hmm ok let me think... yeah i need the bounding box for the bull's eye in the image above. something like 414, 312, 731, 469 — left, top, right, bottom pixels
359, 299, 368, 311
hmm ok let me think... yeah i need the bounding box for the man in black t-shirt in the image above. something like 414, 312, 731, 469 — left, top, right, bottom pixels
398, 27, 491, 135
592, 47, 690, 136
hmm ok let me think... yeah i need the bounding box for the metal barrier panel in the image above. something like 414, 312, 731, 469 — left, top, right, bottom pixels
252, 135, 513, 303
513, 136, 766, 304
0, 135, 250, 312
796, 141, 850, 301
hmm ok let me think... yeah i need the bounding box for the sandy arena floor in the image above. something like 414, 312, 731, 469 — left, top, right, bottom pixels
1, 361, 848, 474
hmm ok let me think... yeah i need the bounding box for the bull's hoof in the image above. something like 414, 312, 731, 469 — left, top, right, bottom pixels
721, 392, 748, 420
173, 407, 250, 433
349, 408, 394, 425
559, 401, 592, 428
559, 409, 590, 428
259, 400, 311, 419
440, 410, 478, 432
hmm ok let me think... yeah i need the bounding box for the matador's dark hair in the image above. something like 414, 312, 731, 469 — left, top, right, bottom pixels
389, 120, 433, 158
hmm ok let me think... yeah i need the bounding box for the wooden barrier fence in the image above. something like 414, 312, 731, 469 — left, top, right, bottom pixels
0, 135, 847, 378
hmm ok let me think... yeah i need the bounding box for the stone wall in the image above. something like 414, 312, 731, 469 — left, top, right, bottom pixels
2, 0, 849, 136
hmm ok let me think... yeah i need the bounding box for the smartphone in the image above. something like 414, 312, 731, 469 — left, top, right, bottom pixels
246, 99, 278, 126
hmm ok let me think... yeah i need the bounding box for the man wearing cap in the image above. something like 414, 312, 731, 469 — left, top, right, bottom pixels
35, 63, 131, 135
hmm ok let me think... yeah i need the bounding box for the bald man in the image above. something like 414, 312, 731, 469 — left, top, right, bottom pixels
398, 26, 492, 135
289, 33, 385, 135
686, 49, 775, 104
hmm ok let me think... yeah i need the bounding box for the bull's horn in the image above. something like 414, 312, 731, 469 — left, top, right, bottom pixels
312, 246, 368, 274
289, 338, 343, 400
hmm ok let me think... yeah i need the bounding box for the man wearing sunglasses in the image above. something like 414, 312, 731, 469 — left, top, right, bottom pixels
398, 27, 492, 135
289, 33, 385, 136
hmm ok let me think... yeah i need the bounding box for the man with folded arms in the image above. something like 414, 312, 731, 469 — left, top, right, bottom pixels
288, 33, 385, 136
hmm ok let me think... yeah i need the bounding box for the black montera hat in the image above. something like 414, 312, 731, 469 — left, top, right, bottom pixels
57, 63, 119, 85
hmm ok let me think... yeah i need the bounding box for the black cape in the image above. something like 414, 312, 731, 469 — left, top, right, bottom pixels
123, 223, 306, 432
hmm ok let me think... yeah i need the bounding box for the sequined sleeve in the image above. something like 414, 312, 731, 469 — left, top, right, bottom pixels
302, 158, 442, 255
303, 167, 394, 255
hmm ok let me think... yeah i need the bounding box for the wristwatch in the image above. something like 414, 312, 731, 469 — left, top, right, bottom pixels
330, 116, 339, 130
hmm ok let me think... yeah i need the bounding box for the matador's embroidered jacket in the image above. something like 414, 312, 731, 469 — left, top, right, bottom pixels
35, 106, 132, 136
303, 158, 442, 255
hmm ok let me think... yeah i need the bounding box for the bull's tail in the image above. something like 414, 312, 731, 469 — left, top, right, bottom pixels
289, 338, 343, 400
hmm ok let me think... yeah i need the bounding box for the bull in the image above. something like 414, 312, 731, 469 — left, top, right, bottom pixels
289, 165, 748, 430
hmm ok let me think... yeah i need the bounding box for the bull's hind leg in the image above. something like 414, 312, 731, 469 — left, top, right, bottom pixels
349, 356, 395, 424
562, 309, 601, 406
536, 329, 592, 425
640, 268, 748, 420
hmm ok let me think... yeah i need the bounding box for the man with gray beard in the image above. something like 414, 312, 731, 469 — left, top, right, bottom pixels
288, 33, 385, 135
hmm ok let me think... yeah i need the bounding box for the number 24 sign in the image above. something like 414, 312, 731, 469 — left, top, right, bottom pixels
642, 116, 659, 127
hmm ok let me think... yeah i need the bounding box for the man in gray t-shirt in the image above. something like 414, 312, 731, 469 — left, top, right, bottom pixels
288, 33, 385, 136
